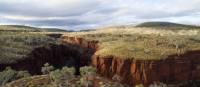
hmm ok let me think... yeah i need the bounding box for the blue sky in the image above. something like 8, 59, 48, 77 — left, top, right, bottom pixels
0, 0, 200, 30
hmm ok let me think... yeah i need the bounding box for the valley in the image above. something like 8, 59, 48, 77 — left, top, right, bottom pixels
1, 22, 200, 87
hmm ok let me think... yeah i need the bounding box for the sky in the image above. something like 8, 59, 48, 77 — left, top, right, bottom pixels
0, 0, 200, 30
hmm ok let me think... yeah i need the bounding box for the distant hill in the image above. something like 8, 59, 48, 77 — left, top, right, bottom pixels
136, 22, 200, 29
98, 22, 200, 30
0, 25, 68, 32
41, 28, 69, 32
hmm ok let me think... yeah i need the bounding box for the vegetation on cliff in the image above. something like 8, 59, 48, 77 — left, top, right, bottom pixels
0, 25, 65, 64
0, 67, 30, 86
0, 32, 60, 64
1, 23, 200, 87
66, 27, 200, 60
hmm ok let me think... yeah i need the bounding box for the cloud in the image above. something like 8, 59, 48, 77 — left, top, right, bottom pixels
0, 0, 200, 30
0, 0, 100, 17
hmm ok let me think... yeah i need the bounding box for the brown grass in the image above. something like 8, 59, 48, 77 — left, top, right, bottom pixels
64, 27, 200, 60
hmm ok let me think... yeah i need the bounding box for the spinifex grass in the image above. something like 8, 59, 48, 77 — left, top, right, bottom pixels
66, 28, 200, 60
0, 31, 60, 64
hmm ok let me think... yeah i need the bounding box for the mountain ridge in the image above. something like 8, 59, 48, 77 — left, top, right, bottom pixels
136, 22, 200, 28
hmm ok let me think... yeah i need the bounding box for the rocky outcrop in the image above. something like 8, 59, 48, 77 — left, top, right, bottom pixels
62, 36, 200, 86
92, 51, 200, 86
1, 35, 200, 86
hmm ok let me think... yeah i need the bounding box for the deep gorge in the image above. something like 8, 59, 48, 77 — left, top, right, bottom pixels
1, 35, 200, 86
0, 34, 97, 75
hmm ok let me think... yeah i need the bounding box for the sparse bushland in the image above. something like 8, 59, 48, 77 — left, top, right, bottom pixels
41, 65, 125, 87
2, 23, 200, 87
47, 65, 107, 87
79, 66, 97, 87
80, 66, 96, 76
0, 67, 30, 86
0, 25, 66, 64
67, 30, 200, 60
48, 66, 75, 87
0, 31, 61, 64
41, 63, 55, 74
48, 66, 97, 87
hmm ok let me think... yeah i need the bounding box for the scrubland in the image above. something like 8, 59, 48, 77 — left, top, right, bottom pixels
66, 27, 200, 59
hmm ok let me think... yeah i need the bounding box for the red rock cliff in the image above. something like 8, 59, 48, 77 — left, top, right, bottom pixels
62, 36, 200, 86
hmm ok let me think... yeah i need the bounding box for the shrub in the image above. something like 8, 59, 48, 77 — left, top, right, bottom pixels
62, 66, 75, 75
77, 66, 96, 87
41, 63, 55, 74
0, 67, 17, 86
16, 71, 31, 79
0, 67, 30, 86
80, 66, 96, 76
79, 77, 95, 87
49, 67, 75, 87
49, 69, 65, 87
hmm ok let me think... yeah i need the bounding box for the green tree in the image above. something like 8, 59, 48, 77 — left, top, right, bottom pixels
41, 63, 54, 74
16, 71, 31, 79
80, 66, 96, 76
49, 66, 75, 87
0, 67, 17, 86
0, 67, 31, 86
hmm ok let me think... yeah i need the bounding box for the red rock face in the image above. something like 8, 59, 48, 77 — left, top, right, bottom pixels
92, 53, 200, 86
62, 36, 200, 86
1, 35, 200, 86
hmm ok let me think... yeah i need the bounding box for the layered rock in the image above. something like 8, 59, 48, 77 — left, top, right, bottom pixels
62, 36, 200, 86
92, 51, 200, 86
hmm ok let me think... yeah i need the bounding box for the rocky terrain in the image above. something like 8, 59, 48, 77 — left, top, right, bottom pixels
62, 35, 200, 86
1, 22, 200, 87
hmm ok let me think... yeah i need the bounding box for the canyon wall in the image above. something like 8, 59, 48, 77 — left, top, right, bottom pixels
62, 36, 200, 86
0, 44, 85, 74
0, 35, 97, 75
1, 34, 200, 86
92, 53, 200, 86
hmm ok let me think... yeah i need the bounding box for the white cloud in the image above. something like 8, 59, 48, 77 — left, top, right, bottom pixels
0, 0, 200, 30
